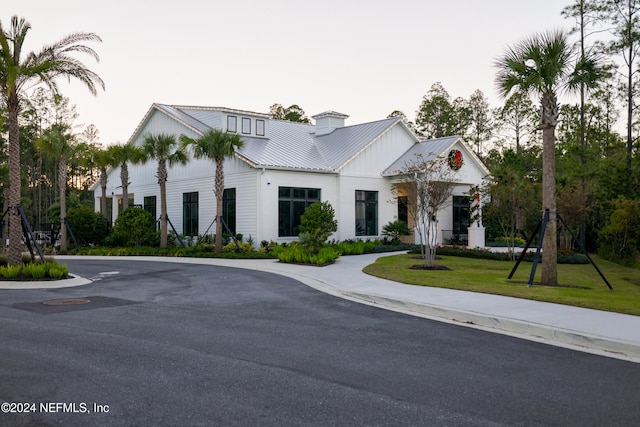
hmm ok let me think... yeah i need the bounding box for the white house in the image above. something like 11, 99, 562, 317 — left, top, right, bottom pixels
94, 104, 489, 247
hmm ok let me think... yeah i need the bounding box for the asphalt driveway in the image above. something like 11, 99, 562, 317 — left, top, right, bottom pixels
1, 259, 638, 426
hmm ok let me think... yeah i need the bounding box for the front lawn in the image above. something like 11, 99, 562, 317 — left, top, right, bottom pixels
363, 254, 640, 316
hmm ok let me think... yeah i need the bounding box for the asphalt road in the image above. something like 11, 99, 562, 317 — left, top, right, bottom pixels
1, 259, 639, 426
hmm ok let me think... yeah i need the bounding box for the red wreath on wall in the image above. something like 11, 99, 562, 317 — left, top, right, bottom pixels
448, 149, 463, 170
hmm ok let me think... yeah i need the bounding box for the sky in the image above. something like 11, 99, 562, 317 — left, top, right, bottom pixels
8, 0, 570, 145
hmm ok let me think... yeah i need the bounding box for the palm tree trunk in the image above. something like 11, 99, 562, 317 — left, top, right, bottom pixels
158, 160, 168, 248
59, 159, 68, 253
214, 158, 224, 254
100, 168, 108, 221
7, 95, 22, 266
121, 163, 129, 211
540, 92, 558, 286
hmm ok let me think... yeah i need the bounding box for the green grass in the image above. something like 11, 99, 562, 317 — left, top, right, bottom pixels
363, 254, 640, 316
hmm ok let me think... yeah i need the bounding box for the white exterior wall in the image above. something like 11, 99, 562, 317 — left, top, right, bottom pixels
257, 169, 338, 243
334, 175, 396, 240
340, 125, 416, 177
226, 160, 258, 240
336, 124, 416, 240
96, 107, 488, 248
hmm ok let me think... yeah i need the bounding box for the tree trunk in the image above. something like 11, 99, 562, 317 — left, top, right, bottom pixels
121, 163, 129, 211
540, 92, 558, 286
7, 94, 22, 266
59, 159, 68, 253
214, 157, 224, 254
100, 168, 108, 221
158, 160, 168, 248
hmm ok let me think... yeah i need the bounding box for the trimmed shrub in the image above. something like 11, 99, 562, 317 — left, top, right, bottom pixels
426, 245, 589, 264
334, 239, 377, 255
0, 265, 21, 279
66, 205, 109, 246
105, 207, 159, 247
22, 263, 46, 279
276, 244, 341, 266
47, 264, 68, 279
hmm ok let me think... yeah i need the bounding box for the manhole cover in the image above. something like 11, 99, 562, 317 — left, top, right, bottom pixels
42, 298, 91, 306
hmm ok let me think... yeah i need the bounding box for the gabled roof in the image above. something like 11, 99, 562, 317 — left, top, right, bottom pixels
144, 104, 417, 173
382, 136, 460, 176
381, 135, 490, 177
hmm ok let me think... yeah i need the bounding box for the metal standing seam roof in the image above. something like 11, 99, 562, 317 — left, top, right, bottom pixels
154, 104, 211, 134
239, 120, 327, 171
381, 135, 461, 176
153, 105, 407, 172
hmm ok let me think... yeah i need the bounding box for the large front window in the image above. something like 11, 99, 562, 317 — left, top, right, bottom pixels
356, 190, 378, 236
183, 192, 199, 236
222, 188, 236, 235
278, 187, 321, 237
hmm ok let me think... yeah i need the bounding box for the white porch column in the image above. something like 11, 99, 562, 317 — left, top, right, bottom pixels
467, 222, 485, 248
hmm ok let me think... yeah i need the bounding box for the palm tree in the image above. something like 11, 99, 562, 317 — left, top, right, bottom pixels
180, 129, 244, 253
108, 142, 145, 212
141, 133, 188, 247
0, 16, 104, 265
36, 124, 74, 252
90, 146, 114, 222
495, 30, 601, 285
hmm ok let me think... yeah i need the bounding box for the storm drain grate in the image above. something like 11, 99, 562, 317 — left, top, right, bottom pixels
10, 295, 139, 315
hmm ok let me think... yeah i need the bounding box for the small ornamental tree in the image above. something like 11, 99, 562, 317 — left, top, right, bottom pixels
106, 207, 158, 247
394, 153, 458, 267
298, 201, 338, 253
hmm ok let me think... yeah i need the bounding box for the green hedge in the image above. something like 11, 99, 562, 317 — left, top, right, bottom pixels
418, 246, 589, 264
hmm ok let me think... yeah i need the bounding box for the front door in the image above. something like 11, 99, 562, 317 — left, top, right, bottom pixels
452, 196, 470, 244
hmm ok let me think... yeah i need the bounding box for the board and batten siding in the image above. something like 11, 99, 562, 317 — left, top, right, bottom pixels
339, 124, 416, 177
257, 169, 338, 243
335, 175, 396, 240
226, 168, 258, 241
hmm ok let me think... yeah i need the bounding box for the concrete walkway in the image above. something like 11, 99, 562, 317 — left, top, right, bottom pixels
4, 253, 640, 363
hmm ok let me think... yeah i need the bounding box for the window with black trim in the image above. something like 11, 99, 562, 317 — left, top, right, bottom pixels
398, 195, 408, 224
278, 187, 321, 237
222, 188, 236, 235
356, 190, 378, 236
256, 119, 265, 136
183, 192, 199, 236
242, 117, 251, 134
144, 196, 157, 218
227, 115, 237, 133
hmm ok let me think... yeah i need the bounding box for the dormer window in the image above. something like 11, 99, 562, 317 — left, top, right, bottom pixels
256, 119, 265, 136
242, 117, 251, 134
227, 115, 237, 133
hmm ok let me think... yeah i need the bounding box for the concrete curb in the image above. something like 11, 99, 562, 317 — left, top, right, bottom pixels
0, 275, 91, 290
342, 292, 640, 363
